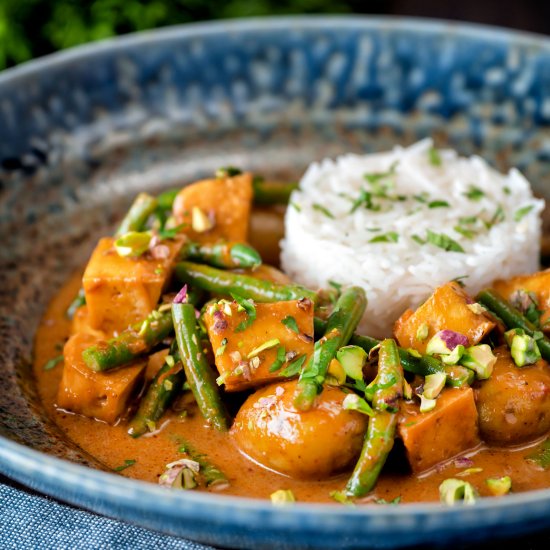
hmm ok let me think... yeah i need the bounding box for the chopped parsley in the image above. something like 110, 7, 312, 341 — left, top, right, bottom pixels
413, 192, 430, 204
428, 147, 442, 167
369, 231, 399, 244
290, 201, 301, 212
280, 354, 307, 377
114, 459, 136, 472
313, 203, 334, 219
526, 438, 550, 469
349, 189, 380, 213
43, 355, 63, 371
426, 230, 465, 253
428, 200, 450, 209
484, 204, 505, 229
452, 275, 469, 287
454, 225, 477, 239
464, 185, 485, 201
514, 205, 534, 222
230, 293, 257, 332
158, 224, 186, 240
281, 315, 300, 334
411, 234, 425, 245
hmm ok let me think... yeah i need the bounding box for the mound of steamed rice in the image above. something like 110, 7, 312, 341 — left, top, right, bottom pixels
281, 139, 544, 338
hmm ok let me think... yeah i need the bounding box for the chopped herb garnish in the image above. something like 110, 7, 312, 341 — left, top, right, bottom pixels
158, 224, 186, 240
428, 147, 442, 167
428, 200, 450, 209
216, 338, 228, 356
349, 189, 380, 213
452, 275, 469, 287
269, 347, 287, 373
411, 234, 425, 245
313, 203, 335, 219
281, 315, 300, 334
464, 185, 485, 201
413, 192, 430, 204
503, 186, 511, 195
454, 225, 476, 239
373, 496, 402, 505
215, 166, 242, 178
328, 280, 343, 291
514, 205, 534, 222
369, 231, 399, 244
230, 293, 257, 332
280, 354, 307, 377
290, 201, 301, 212
459, 216, 477, 225
43, 354, 63, 371
426, 230, 464, 253
485, 204, 505, 229
114, 459, 136, 472
526, 438, 550, 469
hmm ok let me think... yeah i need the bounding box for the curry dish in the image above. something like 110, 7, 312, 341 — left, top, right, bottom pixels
33, 169, 550, 505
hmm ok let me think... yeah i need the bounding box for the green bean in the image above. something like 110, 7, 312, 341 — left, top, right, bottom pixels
477, 289, 550, 361
127, 349, 186, 438
294, 287, 367, 411
115, 192, 158, 237
367, 339, 403, 412
182, 241, 262, 269
171, 303, 229, 431
82, 309, 174, 372
345, 412, 397, 498
345, 339, 403, 497
252, 177, 298, 206
175, 261, 317, 303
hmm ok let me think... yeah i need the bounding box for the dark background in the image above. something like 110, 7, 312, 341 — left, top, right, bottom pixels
2, 0, 550, 71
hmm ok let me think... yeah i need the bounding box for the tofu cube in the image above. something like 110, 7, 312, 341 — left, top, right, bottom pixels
172, 173, 253, 243
203, 298, 314, 392
82, 236, 184, 335
57, 333, 146, 424
493, 269, 550, 330
398, 387, 480, 473
394, 281, 495, 354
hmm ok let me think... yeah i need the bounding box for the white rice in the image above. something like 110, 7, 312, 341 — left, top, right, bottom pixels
281, 139, 545, 338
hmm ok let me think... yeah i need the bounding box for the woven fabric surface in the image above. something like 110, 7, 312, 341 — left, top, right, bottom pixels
0, 479, 214, 550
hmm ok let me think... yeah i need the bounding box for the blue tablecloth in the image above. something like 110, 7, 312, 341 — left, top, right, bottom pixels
0, 477, 213, 550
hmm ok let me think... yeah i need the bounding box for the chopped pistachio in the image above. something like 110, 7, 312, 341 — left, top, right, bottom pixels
191, 206, 215, 232
403, 379, 413, 400
486, 476, 512, 496
270, 489, 296, 506
330, 490, 355, 506
336, 345, 367, 381
326, 358, 346, 386
406, 348, 422, 358
216, 338, 228, 356
419, 394, 437, 413
416, 323, 429, 342
165, 354, 175, 368
423, 372, 446, 399
114, 231, 152, 257
505, 328, 541, 367
163, 379, 173, 391
342, 393, 375, 416
439, 479, 477, 505
440, 344, 465, 365
460, 344, 496, 379
456, 467, 483, 477
467, 303, 486, 315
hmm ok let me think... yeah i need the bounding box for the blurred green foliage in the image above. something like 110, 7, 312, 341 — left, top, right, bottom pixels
0, 0, 379, 70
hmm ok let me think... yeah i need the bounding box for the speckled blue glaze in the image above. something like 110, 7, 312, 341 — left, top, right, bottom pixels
2, 17, 550, 549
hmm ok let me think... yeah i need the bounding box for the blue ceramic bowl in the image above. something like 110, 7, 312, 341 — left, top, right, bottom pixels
2, 16, 550, 549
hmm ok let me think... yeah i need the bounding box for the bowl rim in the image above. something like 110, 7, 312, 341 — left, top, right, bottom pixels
3, 13, 550, 534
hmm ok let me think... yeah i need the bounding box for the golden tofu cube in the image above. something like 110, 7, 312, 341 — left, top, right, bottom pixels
57, 333, 146, 424
203, 298, 314, 392
493, 269, 550, 330
172, 173, 253, 244
82, 236, 184, 334
394, 282, 495, 354
398, 387, 480, 473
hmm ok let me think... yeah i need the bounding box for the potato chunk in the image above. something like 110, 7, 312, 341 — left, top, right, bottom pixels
394, 282, 495, 354
172, 173, 253, 244
57, 333, 146, 424
232, 380, 368, 478
475, 346, 550, 445
493, 270, 550, 330
82, 237, 184, 334
398, 387, 480, 473
203, 298, 314, 392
